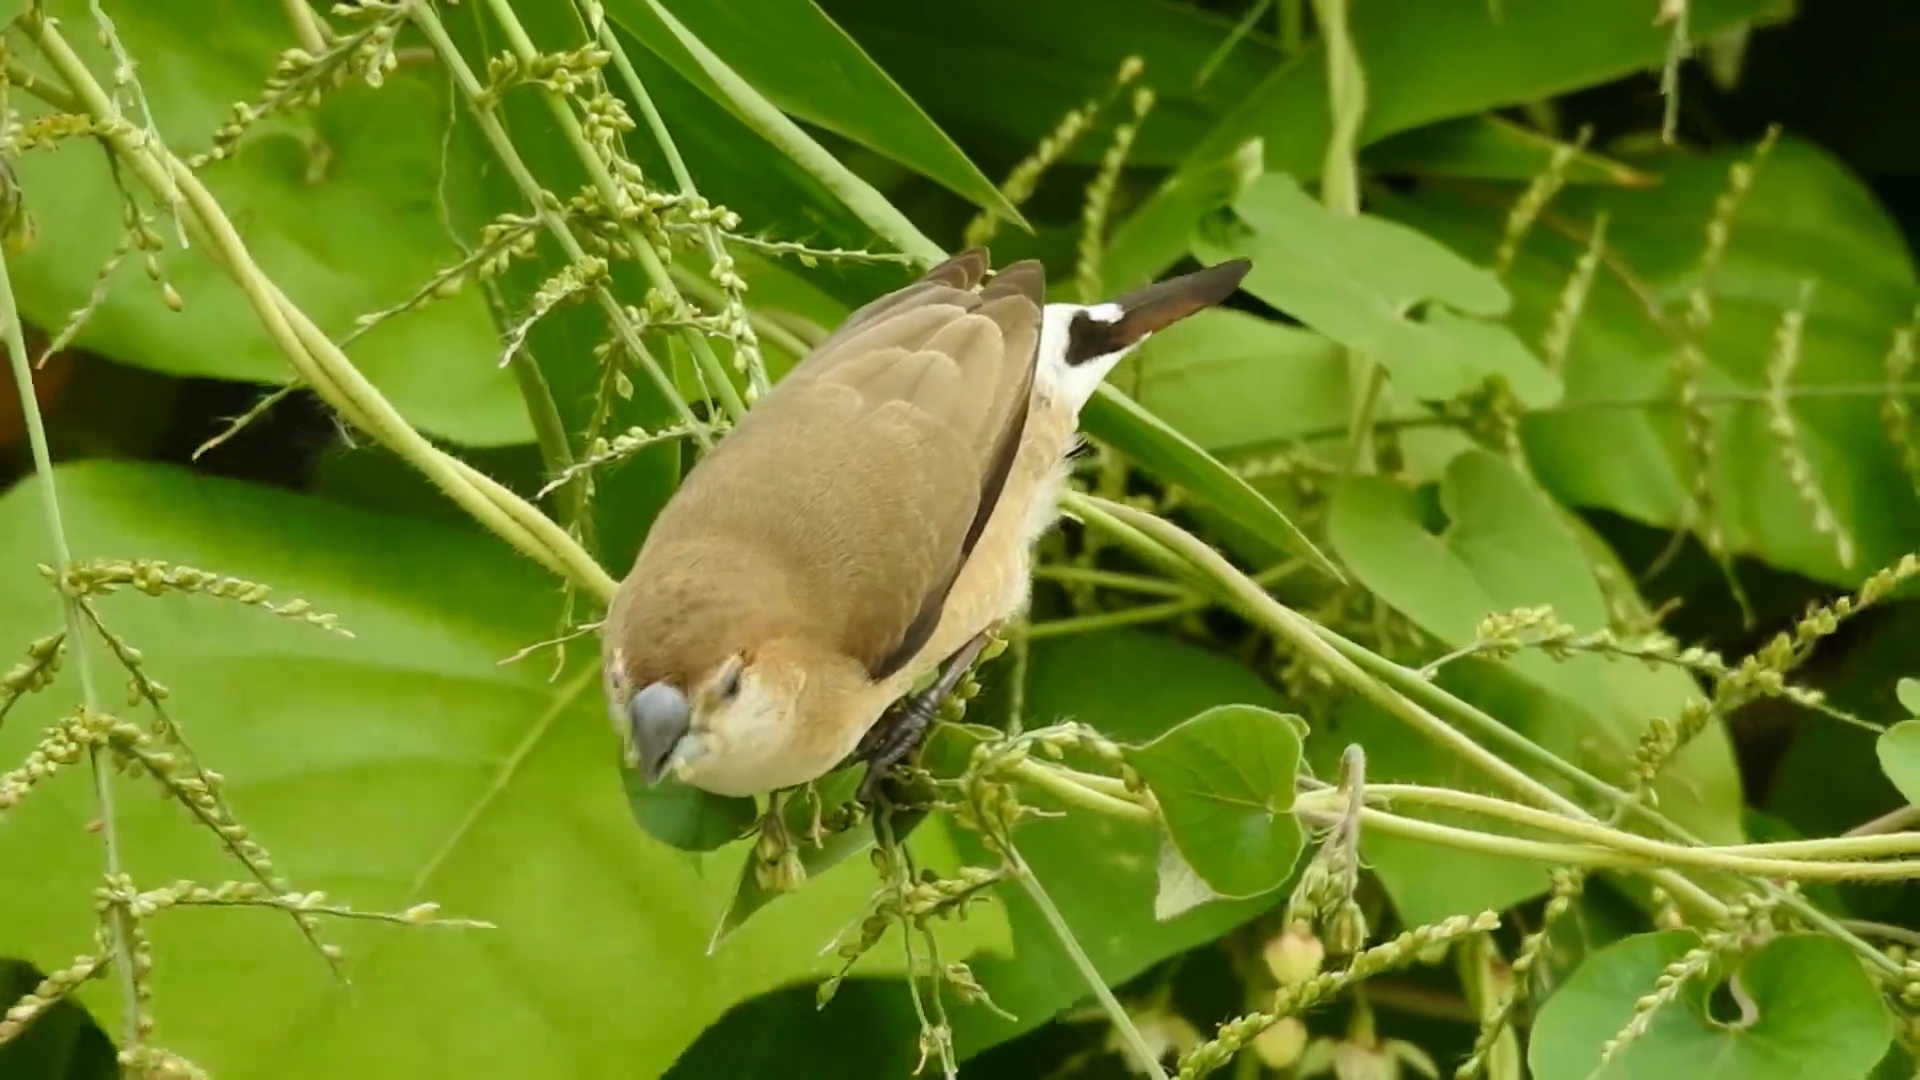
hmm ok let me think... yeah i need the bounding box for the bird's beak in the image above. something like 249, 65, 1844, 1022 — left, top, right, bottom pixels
628, 681, 692, 784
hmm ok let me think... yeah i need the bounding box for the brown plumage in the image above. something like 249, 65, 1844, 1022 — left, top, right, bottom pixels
603, 249, 1250, 797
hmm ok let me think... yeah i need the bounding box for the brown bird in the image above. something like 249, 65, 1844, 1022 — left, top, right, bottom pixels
602, 250, 1251, 799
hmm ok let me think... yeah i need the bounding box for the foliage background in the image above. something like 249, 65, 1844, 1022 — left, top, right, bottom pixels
1, 0, 1918, 1078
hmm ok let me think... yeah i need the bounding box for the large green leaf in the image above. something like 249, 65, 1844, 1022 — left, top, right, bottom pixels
0, 463, 1006, 1076
1195, 174, 1562, 408
1109, 0, 1776, 284
948, 630, 1295, 1059
1327, 451, 1744, 847
626, 0, 1021, 224
1364, 115, 1659, 187
820, 0, 1283, 168
3, 0, 529, 447
1123, 308, 1350, 459
1124, 705, 1305, 901
1388, 136, 1920, 587
1529, 931, 1893, 1080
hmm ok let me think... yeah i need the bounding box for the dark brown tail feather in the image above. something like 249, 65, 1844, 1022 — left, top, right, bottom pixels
1064, 258, 1252, 366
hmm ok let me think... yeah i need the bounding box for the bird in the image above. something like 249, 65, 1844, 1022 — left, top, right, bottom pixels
601, 249, 1252, 801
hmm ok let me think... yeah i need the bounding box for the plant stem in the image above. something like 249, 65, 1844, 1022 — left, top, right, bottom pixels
590, 7, 769, 398
1008, 758, 1156, 824
1079, 495, 1907, 975
1006, 844, 1170, 1080
0, 230, 141, 1056
472, 0, 747, 422
405, 2, 721, 444
20, 13, 619, 602
1075, 493, 1732, 916
1296, 786, 1920, 881
1033, 565, 1196, 598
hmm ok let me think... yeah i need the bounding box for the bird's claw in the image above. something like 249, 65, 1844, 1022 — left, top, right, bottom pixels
856, 691, 940, 802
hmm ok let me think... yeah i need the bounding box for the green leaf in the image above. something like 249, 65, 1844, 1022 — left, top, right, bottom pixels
1109, 0, 1775, 282
1124, 308, 1350, 458
0, 463, 1007, 1077
1124, 705, 1306, 902
1386, 135, 1920, 587
1364, 115, 1659, 187
821, 0, 1284, 168
1877, 721, 1920, 806
1327, 451, 1744, 845
1529, 932, 1893, 1080
622, 771, 759, 853
947, 630, 1294, 1059
8, 0, 529, 447
1902, 678, 1920, 716
1083, 383, 1342, 580
1194, 174, 1562, 408
628, 0, 1023, 225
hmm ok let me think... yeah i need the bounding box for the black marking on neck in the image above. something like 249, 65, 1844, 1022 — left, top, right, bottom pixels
1063, 309, 1131, 368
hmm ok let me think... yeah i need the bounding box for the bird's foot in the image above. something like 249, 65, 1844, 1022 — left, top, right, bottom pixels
856, 688, 941, 802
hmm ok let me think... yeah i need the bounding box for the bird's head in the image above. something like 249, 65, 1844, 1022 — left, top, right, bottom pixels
601, 553, 860, 797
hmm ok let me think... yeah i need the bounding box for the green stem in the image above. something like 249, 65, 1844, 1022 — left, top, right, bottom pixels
1079, 495, 1907, 974
475, 0, 746, 421
1007, 844, 1169, 1080
21, 13, 619, 602
1299, 786, 1920, 882
1027, 597, 1208, 639
1008, 758, 1156, 824
669, 263, 814, 361
591, 9, 769, 398
406, 2, 723, 443
628, 0, 944, 264
1033, 565, 1195, 598
0, 221, 142, 1056
1075, 493, 1731, 917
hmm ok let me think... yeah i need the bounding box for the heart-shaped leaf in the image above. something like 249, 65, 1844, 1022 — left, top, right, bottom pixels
1326, 450, 1743, 918
1530, 931, 1893, 1080
1124, 704, 1305, 902
1898, 678, 1920, 716
1328, 449, 1743, 838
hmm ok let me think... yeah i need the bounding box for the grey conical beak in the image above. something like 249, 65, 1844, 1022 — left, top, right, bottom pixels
629, 681, 691, 784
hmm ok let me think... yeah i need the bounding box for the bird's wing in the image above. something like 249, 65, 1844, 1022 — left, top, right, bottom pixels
658, 250, 1043, 678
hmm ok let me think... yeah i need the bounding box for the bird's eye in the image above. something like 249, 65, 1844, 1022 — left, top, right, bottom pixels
716, 659, 743, 700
